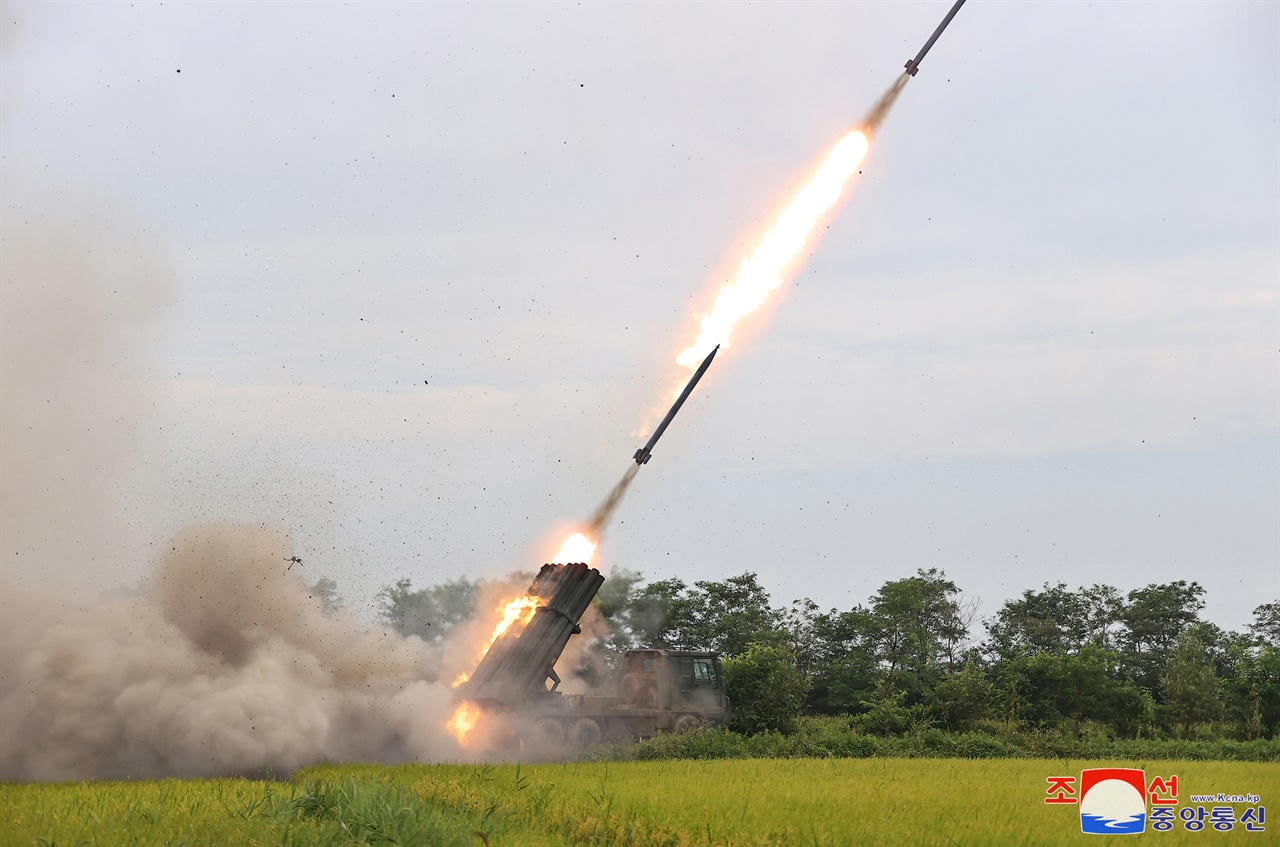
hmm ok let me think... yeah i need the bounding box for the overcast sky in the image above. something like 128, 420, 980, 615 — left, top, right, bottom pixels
3, 0, 1276, 632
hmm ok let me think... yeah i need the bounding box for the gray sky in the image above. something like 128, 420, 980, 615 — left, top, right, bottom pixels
3, 0, 1276, 632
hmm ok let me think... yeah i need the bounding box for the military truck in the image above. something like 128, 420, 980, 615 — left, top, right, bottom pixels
456, 562, 731, 746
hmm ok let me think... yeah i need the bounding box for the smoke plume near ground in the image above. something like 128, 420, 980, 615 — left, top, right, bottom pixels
0, 523, 459, 781
0, 186, 474, 780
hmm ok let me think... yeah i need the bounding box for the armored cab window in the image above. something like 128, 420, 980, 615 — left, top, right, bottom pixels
693, 657, 718, 687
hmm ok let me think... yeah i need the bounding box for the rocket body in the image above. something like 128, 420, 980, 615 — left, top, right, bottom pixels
904, 0, 966, 76
634, 345, 719, 465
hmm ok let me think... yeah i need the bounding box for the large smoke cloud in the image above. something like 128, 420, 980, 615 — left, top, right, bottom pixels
0, 180, 472, 780
0, 523, 456, 780
0, 186, 172, 597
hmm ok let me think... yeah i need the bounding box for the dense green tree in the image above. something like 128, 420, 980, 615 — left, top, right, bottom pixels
808, 606, 877, 665
723, 642, 811, 735
632, 572, 786, 659
985, 583, 1123, 660
997, 646, 1152, 735
377, 577, 478, 643
1120, 580, 1205, 691
1160, 625, 1223, 737
1248, 601, 1280, 647
592, 567, 649, 649
853, 684, 915, 736
1226, 603, 1280, 739
930, 660, 994, 731
986, 583, 1090, 658
1078, 584, 1127, 650
682, 573, 787, 658
1239, 646, 1280, 738
1221, 636, 1280, 740
780, 598, 823, 676
823, 650, 880, 714
802, 605, 878, 713
864, 569, 968, 700
628, 577, 690, 649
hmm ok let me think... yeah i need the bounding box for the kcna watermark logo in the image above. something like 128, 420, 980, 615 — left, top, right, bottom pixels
1045, 768, 1266, 835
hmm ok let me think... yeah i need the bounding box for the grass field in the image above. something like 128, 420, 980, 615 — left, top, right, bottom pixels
2, 758, 1275, 846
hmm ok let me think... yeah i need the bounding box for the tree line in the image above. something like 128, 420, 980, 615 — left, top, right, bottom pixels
373, 569, 1279, 742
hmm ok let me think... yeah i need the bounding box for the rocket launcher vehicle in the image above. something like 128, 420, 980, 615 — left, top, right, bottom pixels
458, 562, 604, 711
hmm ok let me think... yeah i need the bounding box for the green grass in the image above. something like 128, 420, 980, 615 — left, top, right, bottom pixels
3, 758, 1276, 846
0, 775, 570, 847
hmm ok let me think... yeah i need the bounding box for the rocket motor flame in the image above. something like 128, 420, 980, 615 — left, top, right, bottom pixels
450, 594, 540, 687
550, 531, 597, 564
447, 700, 482, 744
447, 595, 539, 743
490, 595, 540, 640
676, 129, 869, 368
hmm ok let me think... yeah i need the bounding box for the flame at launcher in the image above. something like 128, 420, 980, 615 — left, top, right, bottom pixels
447, 700, 482, 744
550, 531, 597, 564
451, 594, 540, 687
450, 530, 597, 693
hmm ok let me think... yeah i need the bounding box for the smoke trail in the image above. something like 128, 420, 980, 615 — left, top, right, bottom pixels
585, 463, 640, 538
862, 72, 911, 133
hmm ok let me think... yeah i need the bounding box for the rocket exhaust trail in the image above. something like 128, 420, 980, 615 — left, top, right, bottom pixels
862, 72, 911, 134
454, 2, 971, 750
585, 463, 640, 538
564, 73, 910, 547
574, 344, 719, 543
552, 1, 965, 557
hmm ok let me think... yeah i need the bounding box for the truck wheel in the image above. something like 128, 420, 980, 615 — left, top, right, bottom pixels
569, 718, 602, 746
531, 718, 565, 748
673, 714, 701, 735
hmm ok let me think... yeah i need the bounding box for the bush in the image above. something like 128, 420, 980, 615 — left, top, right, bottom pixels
851, 690, 912, 736
723, 642, 812, 735
613, 716, 1280, 762
952, 732, 1020, 759
632, 726, 750, 760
